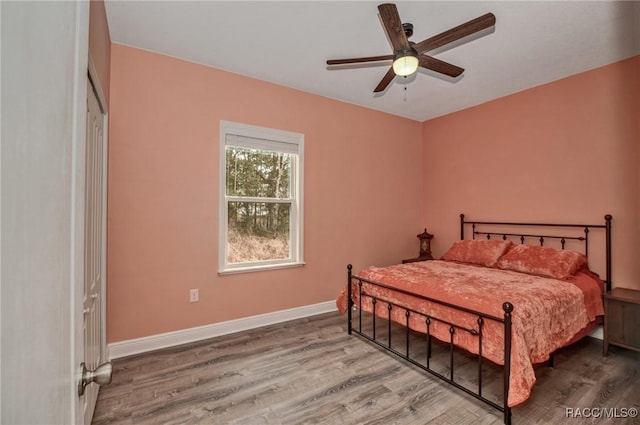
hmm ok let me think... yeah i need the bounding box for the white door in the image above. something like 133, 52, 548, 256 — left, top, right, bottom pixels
82, 78, 107, 424
0, 1, 90, 424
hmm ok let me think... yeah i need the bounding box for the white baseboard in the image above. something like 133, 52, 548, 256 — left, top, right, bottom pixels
107, 300, 337, 360
589, 325, 603, 340
107, 302, 601, 360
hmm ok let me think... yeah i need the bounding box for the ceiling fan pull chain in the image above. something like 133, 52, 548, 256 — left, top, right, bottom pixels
403, 76, 408, 102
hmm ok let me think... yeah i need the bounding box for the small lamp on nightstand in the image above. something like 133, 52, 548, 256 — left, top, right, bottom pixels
417, 228, 434, 260
402, 228, 435, 264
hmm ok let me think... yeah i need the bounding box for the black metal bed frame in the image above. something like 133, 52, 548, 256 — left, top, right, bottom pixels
346, 214, 612, 425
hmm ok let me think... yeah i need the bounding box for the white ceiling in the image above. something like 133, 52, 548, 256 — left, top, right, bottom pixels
104, 1, 640, 122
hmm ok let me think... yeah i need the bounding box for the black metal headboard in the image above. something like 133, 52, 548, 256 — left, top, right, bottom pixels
460, 213, 612, 292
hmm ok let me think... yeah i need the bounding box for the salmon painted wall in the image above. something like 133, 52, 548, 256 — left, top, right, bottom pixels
107, 44, 423, 343
88, 0, 110, 107
422, 56, 640, 289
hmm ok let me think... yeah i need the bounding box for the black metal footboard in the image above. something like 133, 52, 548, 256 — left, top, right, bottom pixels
347, 264, 513, 425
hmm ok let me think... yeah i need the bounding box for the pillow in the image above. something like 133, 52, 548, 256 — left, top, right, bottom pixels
440, 239, 513, 267
496, 244, 587, 279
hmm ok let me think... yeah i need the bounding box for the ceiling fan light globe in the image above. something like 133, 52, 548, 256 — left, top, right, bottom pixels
392, 54, 419, 76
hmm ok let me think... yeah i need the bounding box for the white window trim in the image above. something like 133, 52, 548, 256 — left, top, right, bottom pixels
218, 120, 305, 275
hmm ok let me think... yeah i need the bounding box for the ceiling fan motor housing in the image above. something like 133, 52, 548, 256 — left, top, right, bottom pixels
402, 22, 413, 38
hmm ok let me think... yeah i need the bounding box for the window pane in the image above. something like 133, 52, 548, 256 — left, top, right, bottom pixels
227, 201, 291, 263
225, 146, 291, 198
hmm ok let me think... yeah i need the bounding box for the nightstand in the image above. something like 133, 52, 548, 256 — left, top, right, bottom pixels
402, 255, 432, 264
604, 288, 640, 355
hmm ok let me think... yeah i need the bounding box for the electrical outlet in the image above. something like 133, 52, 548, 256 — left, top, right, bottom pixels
189, 289, 199, 303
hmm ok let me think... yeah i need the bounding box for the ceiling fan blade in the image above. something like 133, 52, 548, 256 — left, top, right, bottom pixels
373, 67, 396, 93
378, 3, 410, 52
327, 55, 394, 65
413, 13, 496, 54
418, 55, 464, 77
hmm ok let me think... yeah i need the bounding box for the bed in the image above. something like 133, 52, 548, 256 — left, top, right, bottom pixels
336, 214, 612, 424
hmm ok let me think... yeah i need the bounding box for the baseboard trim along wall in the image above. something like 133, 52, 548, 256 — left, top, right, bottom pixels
107, 303, 603, 360
108, 301, 338, 360
589, 325, 603, 340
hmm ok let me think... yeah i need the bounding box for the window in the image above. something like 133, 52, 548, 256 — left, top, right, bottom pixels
219, 121, 304, 274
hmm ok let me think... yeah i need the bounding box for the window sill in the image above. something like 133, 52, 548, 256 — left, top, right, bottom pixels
218, 261, 306, 276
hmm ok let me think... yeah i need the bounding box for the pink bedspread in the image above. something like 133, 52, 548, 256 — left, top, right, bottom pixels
336, 260, 604, 407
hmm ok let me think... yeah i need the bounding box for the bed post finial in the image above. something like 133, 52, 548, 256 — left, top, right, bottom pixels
502, 302, 513, 313
460, 213, 465, 240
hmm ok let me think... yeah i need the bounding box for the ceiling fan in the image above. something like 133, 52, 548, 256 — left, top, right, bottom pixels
326, 3, 496, 93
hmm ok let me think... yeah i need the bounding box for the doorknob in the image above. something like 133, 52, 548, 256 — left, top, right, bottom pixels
78, 361, 112, 396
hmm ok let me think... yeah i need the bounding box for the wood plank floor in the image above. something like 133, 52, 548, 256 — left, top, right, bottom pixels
93, 312, 640, 425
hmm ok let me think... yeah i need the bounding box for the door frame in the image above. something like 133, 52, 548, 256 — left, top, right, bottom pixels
88, 52, 109, 364
71, 2, 91, 423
